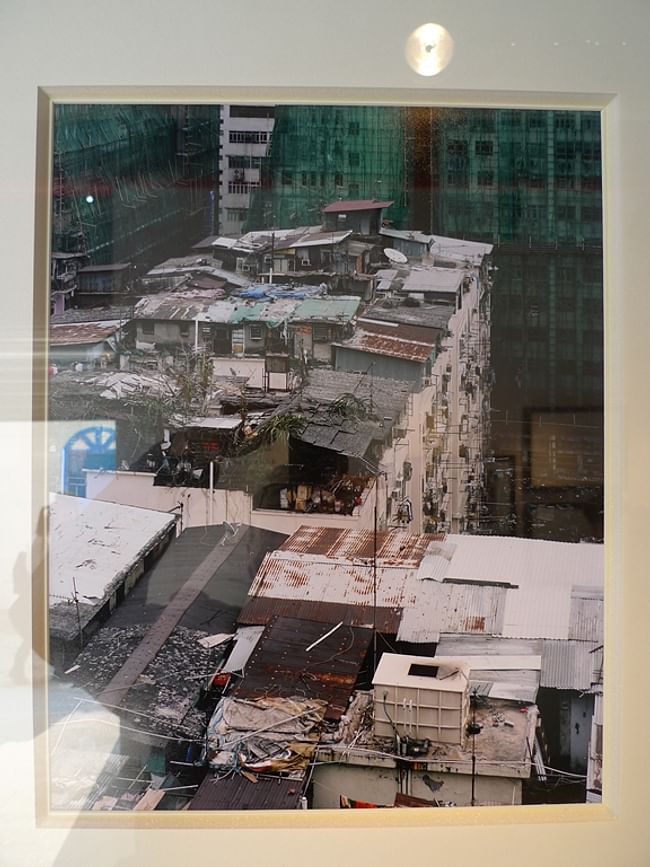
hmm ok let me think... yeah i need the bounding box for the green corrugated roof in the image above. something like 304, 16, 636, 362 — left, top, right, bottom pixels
292, 296, 360, 323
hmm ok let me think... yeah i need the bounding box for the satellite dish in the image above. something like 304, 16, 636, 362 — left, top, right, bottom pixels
384, 247, 408, 264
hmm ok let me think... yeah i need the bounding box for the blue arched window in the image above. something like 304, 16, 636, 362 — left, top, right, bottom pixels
62, 425, 116, 497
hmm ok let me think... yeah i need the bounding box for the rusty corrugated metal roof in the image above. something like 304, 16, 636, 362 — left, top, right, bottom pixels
233, 616, 372, 720
335, 328, 434, 363
397, 581, 508, 643
238, 597, 400, 633
49, 321, 122, 345
188, 772, 305, 811
278, 525, 439, 565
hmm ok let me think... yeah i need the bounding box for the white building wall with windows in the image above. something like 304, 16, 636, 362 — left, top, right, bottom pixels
219, 105, 275, 235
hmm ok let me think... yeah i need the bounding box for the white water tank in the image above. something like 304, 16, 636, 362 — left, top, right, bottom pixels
372, 653, 470, 745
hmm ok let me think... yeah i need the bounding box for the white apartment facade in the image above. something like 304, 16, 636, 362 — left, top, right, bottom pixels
218, 105, 275, 236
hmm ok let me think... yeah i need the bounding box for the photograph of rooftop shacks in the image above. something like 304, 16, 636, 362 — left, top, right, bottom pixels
45, 103, 603, 813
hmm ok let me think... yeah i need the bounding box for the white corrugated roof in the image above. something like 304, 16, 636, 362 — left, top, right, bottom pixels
48, 494, 175, 606
403, 267, 463, 293
444, 535, 604, 640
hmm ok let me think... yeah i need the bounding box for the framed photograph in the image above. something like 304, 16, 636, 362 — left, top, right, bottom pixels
38, 96, 606, 819
2, 2, 648, 866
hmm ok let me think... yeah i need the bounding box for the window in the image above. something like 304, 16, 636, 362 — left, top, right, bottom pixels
447, 139, 468, 155
229, 155, 262, 169
557, 205, 576, 221
179, 323, 190, 338
556, 174, 576, 190
477, 171, 494, 187
141, 321, 154, 335
229, 105, 275, 119
556, 142, 576, 160
581, 176, 602, 191
348, 152, 360, 167
348, 182, 360, 196
281, 171, 293, 186
555, 113, 576, 130
226, 207, 248, 222
334, 172, 344, 187
229, 130, 270, 144
228, 181, 260, 195
348, 121, 360, 135
447, 172, 469, 187
302, 172, 309, 186
582, 205, 602, 221
249, 325, 263, 340
312, 323, 330, 341
475, 140, 493, 156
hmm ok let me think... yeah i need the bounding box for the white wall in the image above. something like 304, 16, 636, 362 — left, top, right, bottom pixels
84, 469, 384, 534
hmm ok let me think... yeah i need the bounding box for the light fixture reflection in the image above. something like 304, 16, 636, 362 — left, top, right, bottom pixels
405, 23, 454, 76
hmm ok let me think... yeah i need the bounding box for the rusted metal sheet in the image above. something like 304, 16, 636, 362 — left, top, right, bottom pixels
233, 616, 373, 720
49, 321, 122, 345
279, 525, 438, 565
337, 328, 434, 363
188, 772, 306, 811
238, 596, 400, 633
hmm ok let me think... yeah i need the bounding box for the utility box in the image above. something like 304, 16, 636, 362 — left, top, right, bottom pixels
372, 653, 470, 745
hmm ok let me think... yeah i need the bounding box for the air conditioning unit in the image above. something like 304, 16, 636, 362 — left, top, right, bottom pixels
241, 264, 251, 273
423, 376, 432, 386
390, 487, 401, 500
394, 427, 407, 439
300, 258, 311, 267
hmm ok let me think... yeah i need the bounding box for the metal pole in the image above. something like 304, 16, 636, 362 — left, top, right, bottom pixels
373, 477, 378, 673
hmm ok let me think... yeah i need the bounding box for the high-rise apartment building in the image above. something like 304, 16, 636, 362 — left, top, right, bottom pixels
52, 104, 220, 267
218, 105, 275, 236
248, 105, 409, 230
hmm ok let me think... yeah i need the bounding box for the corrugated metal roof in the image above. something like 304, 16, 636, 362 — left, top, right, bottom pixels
403, 267, 463, 293
430, 235, 494, 264
134, 291, 223, 321
397, 581, 508, 643
569, 586, 604, 641
362, 302, 453, 333
230, 298, 299, 325
188, 772, 305, 811
238, 596, 400, 633
356, 318, 439, 346
334, 328, 434, 363
436, 635, 544, 657
540, 639, 599, 690
380, 228, 434, 246
233, 616, 372, 720
445, 534, 604, 641
322, 199, 394, 213
278, 525, 438, 565
49, 321, 122, 345
287, 229, 353, 248
292, 296, 360, 322
48, 494, 175, 608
